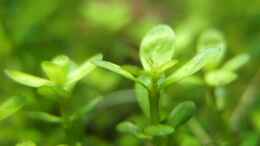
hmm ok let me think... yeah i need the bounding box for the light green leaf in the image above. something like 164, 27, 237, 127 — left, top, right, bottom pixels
117, 121, 140, 135
41, 61, 68, 84
168, 101, 196, 128
5, 70, 53, 88
140, 25, 175, 71
222, 53, 250, 71
65, 54, 102, 90
29, 112, 61, 123
93, 60, 136, 81
163, 48, 221, 87
0, 96, 26, 121
16, 141, 36, 146
197, 29, 226, 70
135, 75, 151, 118
144, 124, 174, 137
51, 55, 71, 67
159, 59, 178, 73
205, 69, 237, 86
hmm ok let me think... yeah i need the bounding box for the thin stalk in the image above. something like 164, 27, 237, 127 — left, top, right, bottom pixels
230, 69, 260, 131
59, 96, 74, 144
188, 118, 216, 146
149, 75, 161, 146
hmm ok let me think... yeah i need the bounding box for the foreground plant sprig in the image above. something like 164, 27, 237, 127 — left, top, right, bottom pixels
93, 24, 221, 146
4, 54, 103, 145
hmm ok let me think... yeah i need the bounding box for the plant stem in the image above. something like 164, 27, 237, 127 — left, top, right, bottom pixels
230, 69, 260, 131
188, 118, 216, 146
149, 75, 161, 146
59, 96, 74, 144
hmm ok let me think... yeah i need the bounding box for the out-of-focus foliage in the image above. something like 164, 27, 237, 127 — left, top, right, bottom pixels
0, 0, 260, 145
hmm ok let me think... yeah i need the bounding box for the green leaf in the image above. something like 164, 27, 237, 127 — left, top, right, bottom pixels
168, 101, 196, 128
51, 55, 71, 67
5, 70, 53, 88
159, 59, 178, 73
16, 141, 36, 146
205, 69, 237, 86
117, 121, 140, 135
41, 61, 68, 84
28, 112, 61, 123
93, 60, 136, 81
0, 96, 26, 121
122, 65, 143, 76
222, 53, 250, 71
144, 124, 174, 137
71, 97, 102, 121
197, 29, 226, 70
163, 48, 221, 87
140, 25, 175, 71
135, 75, 151, 118
65, 54, 102, 90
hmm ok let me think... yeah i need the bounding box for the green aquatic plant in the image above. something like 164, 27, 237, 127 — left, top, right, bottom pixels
3, 54, 103, 145
93, 24, 221, 146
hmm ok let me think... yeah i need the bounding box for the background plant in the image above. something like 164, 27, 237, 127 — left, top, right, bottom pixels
3, 54, 102, 145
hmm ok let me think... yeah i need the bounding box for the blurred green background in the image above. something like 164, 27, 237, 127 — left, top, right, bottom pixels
0, 0, 260, 145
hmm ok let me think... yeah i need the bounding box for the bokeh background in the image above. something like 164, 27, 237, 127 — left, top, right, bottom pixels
0, 0, 260, 145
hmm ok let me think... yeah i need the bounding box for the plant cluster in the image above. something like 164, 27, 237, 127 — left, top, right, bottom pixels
1, 24, 251, 146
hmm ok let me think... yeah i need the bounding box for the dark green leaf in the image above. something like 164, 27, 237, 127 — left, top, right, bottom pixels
29, 112, 61, 123
117, 121, 140, 135
144, 124, 174, 137
168, 101, 196, 128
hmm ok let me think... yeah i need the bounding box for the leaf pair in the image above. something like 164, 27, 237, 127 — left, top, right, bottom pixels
94, 25, 222, 88
117, 101, 196, 139
5, 54, 102, 95
205, 53, 250, 86
117, 121, 174, 139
